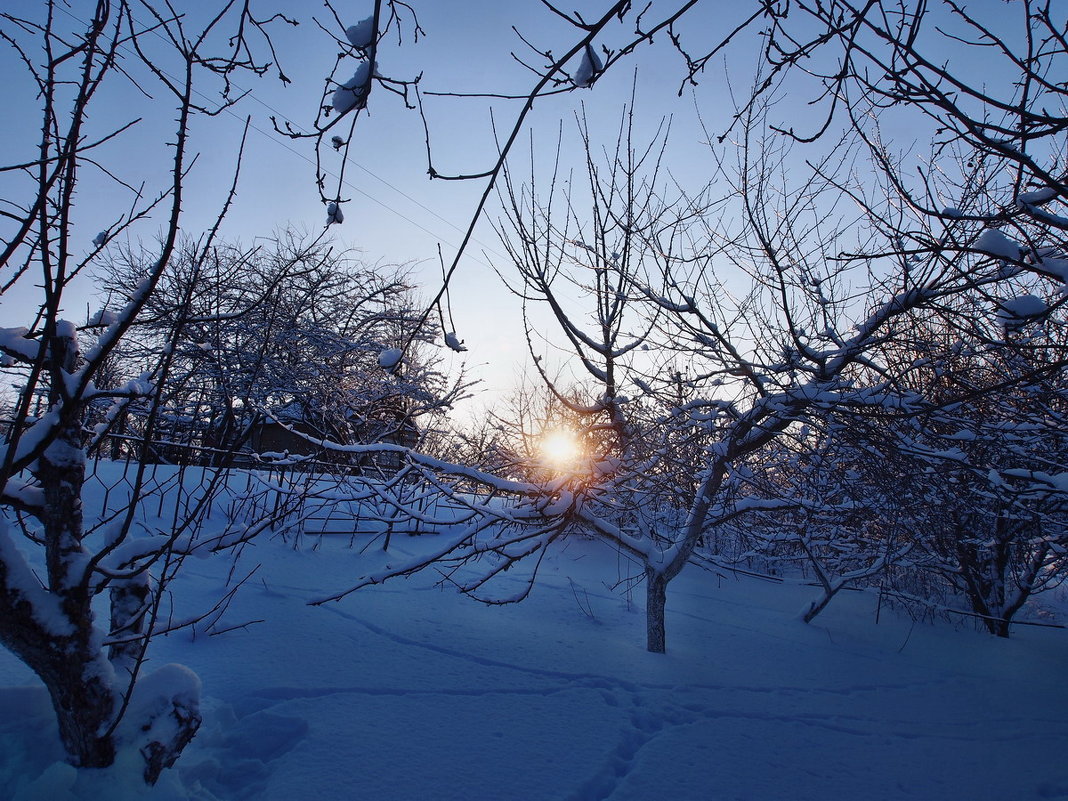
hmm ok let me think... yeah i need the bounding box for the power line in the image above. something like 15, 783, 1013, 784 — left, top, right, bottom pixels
54, 4, 509, 271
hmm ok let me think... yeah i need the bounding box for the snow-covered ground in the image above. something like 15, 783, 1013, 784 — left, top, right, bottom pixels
2, 479, 1067, 800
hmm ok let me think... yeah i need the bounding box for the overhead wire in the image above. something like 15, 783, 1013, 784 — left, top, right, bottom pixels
53, 3, 511, 277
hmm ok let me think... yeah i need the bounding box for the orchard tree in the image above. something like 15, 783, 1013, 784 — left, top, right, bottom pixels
712, 425, 911, 624
0, 0, 294, 781
859, 304, 1068, 636
313, 99, 1030, 653
98, 231, 465, 464
290, 0, 1068, 655
490, 104, 1019, 652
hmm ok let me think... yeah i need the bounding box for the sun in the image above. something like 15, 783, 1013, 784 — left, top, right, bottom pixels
539, 429, 582, 468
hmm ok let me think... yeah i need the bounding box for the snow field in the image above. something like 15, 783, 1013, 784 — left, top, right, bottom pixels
0, 464, 1067, 800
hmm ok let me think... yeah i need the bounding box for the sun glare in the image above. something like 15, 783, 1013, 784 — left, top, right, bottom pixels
539, 429, 581, 468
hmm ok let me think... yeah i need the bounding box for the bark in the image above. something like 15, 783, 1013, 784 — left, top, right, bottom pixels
641, 467, 727, 654
802, 587, 839, 624
41, 331, 86, 594
41, 645, 119, 768
645, 568, 668, 654
0, 572, 119, 767
109, 572, 152, 671
141, 698, 201, 784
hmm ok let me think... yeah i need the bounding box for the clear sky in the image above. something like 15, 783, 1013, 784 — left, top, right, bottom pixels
2, 0, 758, 421
1, 1, 1004, 421
210, 0, 750, 415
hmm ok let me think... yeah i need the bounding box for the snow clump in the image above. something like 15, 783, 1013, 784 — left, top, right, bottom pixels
88, 309, 118, 327
1032, 247, 1068, 281
331, 61, 374, 115
326, 202, 344, 226
997, 294, 1047, 328
378, 347, 403, 371
975, 229, 1022, 260
345, 17, 375, 50
1017, 187, 1058, 206
573, 44, 603, 88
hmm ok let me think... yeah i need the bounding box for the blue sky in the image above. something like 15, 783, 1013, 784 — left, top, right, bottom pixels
1, 1, 1010, 418
1, 1, 755, 416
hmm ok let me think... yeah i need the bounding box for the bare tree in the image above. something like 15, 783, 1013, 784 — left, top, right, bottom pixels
850, 305, 1068, 636
0, 0, 292, 781
98, 231, 465, 466
722, 424, 914, 623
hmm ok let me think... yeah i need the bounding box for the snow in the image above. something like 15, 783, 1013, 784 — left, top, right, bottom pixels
12, 410, 62, 463
0, 327, 39, 362
444, 331, 467, 352
92, 232, 107, 247
88, 309, 118, 327
998, 294, 1048, 326
55, 320, 78, 339
974, 228, 1022, 260
0, 521, 76, 638
330, 62, 373, 115
344, 17, 375, 50
377, 347, 403, 370
1, 462, 1068, 799
325, 202, 344, 226
0, 477, 44, 509
574, 44, 603, 88
117, 663, 201, 753
42, 437, 85, 469
1033, 247, 1068, 281
1017, 187, 1058, 205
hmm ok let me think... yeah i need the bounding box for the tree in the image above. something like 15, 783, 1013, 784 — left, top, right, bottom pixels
0, 0, 292, 780
717, 421, 916, 623
313, 95, 1033, 653
491, 104, 1004, 652
98, 231, 465, 468
856, 304, 1068, 636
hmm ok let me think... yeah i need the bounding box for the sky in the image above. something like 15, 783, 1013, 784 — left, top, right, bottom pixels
0, 0, 759, 419
204, 0, 751, 416
0, 0, 1013, 423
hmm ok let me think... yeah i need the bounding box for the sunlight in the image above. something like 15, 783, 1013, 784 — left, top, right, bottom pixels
539, 429, 582, 469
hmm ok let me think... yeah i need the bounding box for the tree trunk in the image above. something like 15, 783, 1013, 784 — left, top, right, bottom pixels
645, 568, 668, 654
27, 331, 120, 764
44, 649, 119, 768
109, 572, 153, 672
802, 587, 838, 624
0, 584, 120, 768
